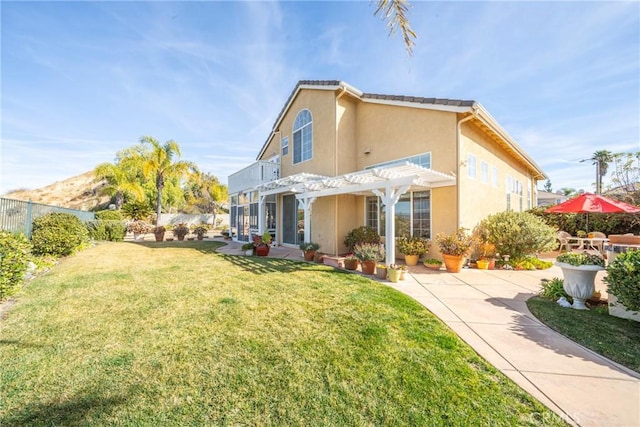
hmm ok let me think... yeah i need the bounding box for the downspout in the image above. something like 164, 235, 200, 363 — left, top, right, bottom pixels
456, 105, 478, 228
333, 86, 347, 255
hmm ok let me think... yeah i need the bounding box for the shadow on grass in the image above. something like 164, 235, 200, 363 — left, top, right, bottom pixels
1, 388, 129, 427
483, 293, 639, 375
218, 253, 352, 276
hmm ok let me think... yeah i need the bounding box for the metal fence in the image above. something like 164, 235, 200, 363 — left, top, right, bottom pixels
0, 197, 95, 238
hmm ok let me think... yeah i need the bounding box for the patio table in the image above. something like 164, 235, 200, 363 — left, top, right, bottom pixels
574, 237, 609, 253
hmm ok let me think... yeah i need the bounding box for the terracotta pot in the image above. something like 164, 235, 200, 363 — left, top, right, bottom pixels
360, 260, 376, 275
404, 254, 419, 266
197, 235, 204, 240
255, 245, 270, 256
177, 235, 185, 241
344, 258, 359, 270
154, 232, 165, 242
488, 259, 496, 270
424, 263, 442, 271
303, 250, 316, 261
442, 254, 464, 273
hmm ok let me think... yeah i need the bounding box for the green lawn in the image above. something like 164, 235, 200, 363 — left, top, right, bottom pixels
527, 296, 640, 373
1, 241, 566, 426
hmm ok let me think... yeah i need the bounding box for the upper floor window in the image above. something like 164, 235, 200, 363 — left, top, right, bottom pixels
481, 161, 488, 184
293, 109, 312, 164
281, 136, 289, 156
467, 154, 477, 179
366, 152, 431, 170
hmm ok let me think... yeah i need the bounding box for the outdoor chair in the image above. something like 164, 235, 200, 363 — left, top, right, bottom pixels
557, 231, 581, 252
589, 231, 607, 253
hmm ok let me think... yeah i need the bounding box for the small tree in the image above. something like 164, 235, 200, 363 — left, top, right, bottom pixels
475, 211, 556, 259
31, 213, 89, 257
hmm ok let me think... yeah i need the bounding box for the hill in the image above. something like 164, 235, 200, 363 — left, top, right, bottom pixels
2, 171, 109, 210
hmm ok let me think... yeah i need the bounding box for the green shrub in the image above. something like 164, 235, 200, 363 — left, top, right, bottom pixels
86, 220, 127, 242
95, 209, 124, 221
475, 211, 556, 259
556, 252, 605, 267
344, 226, 380, 253
31, 213, 89, 257
605, 251, 640, 311
539, 278, 571, 302
121, 200, 153, 221
0, 231, 33, 300
396, 236, 429, 256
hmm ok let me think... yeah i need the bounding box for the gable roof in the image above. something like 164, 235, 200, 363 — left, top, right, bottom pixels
257, 80, 546, 180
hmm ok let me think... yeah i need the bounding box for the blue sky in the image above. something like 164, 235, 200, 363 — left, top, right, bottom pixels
1, 1, 639, 195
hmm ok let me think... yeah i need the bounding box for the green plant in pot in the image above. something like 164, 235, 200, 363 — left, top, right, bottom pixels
352, 242, 385, 275
241, 242, 255, 255
396, 235, 429, 266
153, 225, 166, 242
435, 228, 475, 273
555, 251, 605, 310
192, 225, 209, 240
299, 242, 320, 261
253, 232, 273, 256
387, 264, 403, 282
344, 226, 380, 253
604, 250, 640, 320
173, 223, 190, 241
423, 258, 443, 270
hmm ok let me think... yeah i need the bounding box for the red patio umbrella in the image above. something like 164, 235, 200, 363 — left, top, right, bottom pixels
545, 193, 640, 231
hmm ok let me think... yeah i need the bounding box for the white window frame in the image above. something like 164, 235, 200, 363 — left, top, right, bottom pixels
467, 154, 477, 179
293, 109, 312, 165
281, 136, 289, 156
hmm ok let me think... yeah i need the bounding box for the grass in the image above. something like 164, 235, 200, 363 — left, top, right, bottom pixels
527, 297, 640, 373
0, 241, 567, 426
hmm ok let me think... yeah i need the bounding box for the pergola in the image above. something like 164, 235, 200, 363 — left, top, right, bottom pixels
255, 162, 456, 263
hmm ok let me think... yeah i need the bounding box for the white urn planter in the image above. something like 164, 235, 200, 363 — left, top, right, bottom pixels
555, 262, 605, 310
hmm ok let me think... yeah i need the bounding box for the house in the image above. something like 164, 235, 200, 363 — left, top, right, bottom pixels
537, 190, 568, 207
228, 80, 546, 262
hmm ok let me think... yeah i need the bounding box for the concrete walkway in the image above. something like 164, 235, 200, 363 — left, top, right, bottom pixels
216, 240, 640, 427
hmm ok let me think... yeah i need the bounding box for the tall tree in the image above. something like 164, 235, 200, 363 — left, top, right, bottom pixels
610, 152, 640, 204
184, 172, 228, 224
138, 136, 199, 224
374, 0, 417, 55
582, 150, 613, 194
543, 180, 553, 193
93, 161, 145, 209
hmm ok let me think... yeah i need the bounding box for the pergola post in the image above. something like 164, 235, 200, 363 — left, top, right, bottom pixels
373, 184, 410, 264
258, 194, 266, 235
296, 196, 317, 243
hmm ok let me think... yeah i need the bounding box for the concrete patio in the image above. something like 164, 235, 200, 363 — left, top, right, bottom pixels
215, 239, 640, 427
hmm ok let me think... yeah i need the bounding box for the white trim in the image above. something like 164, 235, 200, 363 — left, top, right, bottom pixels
362, 97, 472, 113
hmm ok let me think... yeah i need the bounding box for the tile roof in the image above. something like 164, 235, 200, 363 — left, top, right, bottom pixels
269, 80, 474, 135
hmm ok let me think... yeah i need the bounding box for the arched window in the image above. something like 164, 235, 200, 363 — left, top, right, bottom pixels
293, 109, 312, 164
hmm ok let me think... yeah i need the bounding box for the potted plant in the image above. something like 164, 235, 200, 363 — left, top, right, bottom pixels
153, 225, 166, 242
221, 229, 231, 240
253, 231, 273, 256
604, 249, 640, 321
435, 228, 475, 273
375, 263, 387, 279
173, 223, 190, 241
555, 251, 605, 310
352, 242, 385, 275
192, 225, 209, 240
387, 264, 402, 283
475, 242, 496, 270
344, 226, 380, 253
396, 236, 429, 266
423, 258, 443, 271
344, 255, 359, 271
127, 220, 152, 241
299, 241, 320, 261
241, 242, 255, 256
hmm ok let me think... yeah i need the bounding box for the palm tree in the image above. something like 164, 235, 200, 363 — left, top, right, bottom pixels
138, 136, 199, 224
582, 150, 613, 194
184, 172, 229, 225
374, 0, 417, 55
93, 161, 145, 209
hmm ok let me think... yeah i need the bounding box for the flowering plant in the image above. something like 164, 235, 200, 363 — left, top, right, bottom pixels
435, 228, 476, 256
173, 223, 190, 239
192, 225, 209, 237
396, 236, 429, 256
556, 251, 604, 267
127, 220, 152, 234
352, 243, 385, 262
